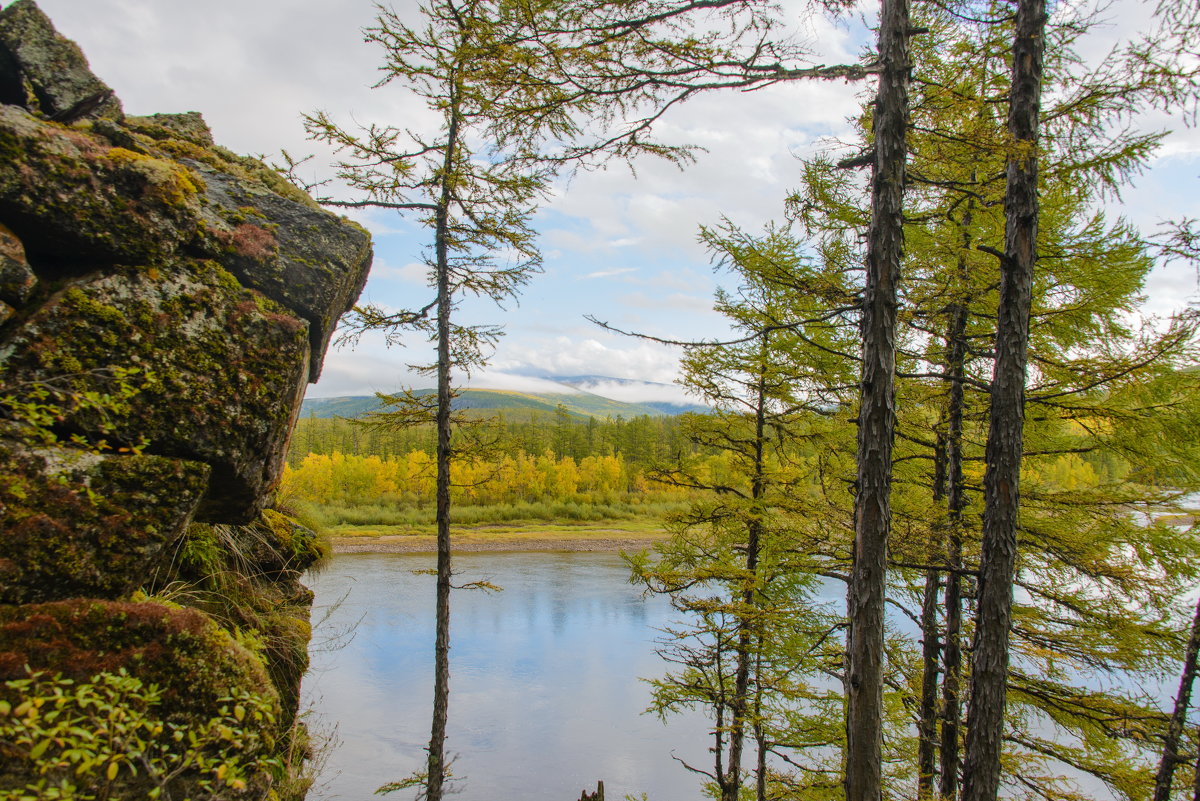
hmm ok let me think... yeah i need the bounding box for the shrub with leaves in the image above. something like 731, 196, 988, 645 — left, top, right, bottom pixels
0, 669, 280, 801
0, 366, 149, 453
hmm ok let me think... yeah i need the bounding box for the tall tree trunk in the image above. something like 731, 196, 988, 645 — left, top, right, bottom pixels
1192, 726, 1200, 801
844, 0, 910, 794
939, 201, 973, 801
755, 643, 768, 801
426, 98, 461, 801
1154, 596, 1200, 801
724, 358, 769, 801
917, 433, 947, 799
917, 567, 943, 799
960, 1, 1046, 799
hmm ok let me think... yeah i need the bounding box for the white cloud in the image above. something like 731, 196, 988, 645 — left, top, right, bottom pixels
307, 351, 422, 398
618, 291, 715, 314
583, 267, 637, 280
570, 379, 697, 406
493, 336, 683, 384
464, 371, 582, 394
371, 258, 430, 285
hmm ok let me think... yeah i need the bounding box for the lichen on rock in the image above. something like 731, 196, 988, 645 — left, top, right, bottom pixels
0, 0, 123, 121
0, 257, 313, 521
0, 222, 35, 305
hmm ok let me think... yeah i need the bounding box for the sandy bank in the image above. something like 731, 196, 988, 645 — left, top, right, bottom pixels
331, 532, 665, 554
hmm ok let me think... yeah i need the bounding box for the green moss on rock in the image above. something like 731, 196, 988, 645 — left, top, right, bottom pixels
0, 0, 123, 121
0, 221, 35, 306
0, 258, 311, 522
158, 510, 322, 726
0, 599, 279, 722
0, 105, 199, 265
0, 439, 210, 604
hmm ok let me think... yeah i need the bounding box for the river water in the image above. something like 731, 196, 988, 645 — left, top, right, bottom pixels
302, 551, 713, 801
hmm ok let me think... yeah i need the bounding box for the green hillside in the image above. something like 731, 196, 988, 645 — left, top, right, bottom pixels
300, 388, 694, 420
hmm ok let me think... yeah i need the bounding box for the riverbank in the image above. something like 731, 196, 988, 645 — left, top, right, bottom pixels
328, 521, 670, 553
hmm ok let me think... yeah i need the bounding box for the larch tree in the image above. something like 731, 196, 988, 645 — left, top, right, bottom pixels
789, 0, 1200, 794
843, 0, 913, 794
288, 2, 566, 797
627, 220, 859, 801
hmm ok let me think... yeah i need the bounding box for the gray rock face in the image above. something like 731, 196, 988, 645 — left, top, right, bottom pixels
0, 1, 370, 523
0, 0, 122, 121
194, 163, 372, 379
133, 111, 215, 146
0, 258, 313, 522
0, 5, 369, 798
0, 104, 202, 266
0, 222, 35, 305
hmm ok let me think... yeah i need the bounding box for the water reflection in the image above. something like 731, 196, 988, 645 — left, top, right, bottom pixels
302, 552, 712, 801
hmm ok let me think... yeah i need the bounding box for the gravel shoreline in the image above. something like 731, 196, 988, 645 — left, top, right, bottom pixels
331, 535, 661, 554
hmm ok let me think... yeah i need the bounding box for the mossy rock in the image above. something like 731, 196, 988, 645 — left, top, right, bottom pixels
0, 105, 202, 267
0, 0, 122, 120
191, 164, 372, 380
0, 258, 311, 522
0, 599, 279, 724
0, 439, 210, 604
0, 599, 282, 800
165, 514, 321, 726
130, 110, 215, 146
0, 221, 35, 306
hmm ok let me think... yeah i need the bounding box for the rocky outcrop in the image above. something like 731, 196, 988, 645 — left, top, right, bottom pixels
0, 0, 122, 120
0, 4, 372, 799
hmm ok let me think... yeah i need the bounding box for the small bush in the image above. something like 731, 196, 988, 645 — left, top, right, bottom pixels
0, 669, 280, 800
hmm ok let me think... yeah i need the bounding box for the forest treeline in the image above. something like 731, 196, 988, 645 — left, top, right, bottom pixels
284, 411, 703, 525
281, 409, 1138, 527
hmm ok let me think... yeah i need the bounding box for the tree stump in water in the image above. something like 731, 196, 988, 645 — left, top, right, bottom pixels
578, 780, 605, 801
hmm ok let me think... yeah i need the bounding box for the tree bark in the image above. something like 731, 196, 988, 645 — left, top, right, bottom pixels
844, 0, 910, 796
939, 201, 973, 801
917, 567, 942, 799
960, 1, 1045, 798
1192, 725, 1200, 801
426, 95, 461, 801
917, 430, 946, 799
1154, 596, 1200, 801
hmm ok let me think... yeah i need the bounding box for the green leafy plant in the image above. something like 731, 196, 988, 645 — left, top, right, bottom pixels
0, 669, 280, 801
0, 367, 149, 453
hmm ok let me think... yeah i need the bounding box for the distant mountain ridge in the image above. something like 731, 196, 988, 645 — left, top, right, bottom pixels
301, 386, 706, 420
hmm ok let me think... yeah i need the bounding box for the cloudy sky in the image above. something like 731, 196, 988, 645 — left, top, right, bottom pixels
21, 0, 1200, 402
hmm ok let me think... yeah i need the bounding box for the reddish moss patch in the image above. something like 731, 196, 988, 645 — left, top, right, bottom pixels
0, 442, 210, 604
0, 599, 279, 725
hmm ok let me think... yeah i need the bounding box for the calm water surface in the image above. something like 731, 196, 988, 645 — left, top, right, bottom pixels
302, 552, 713, 801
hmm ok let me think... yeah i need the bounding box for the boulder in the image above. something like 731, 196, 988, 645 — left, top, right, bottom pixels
133, 110, 215, 146
0, 599, 278, 725
0, 7, 374, 796
0, 103, 372, 379
0, 258, 311, 522
0, 0, 122, 121
0, 438, 210, 604
193, 164, 372, 379
0, 105, 203, 267
0, 600, 280, 800
0, 221, 34, 305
